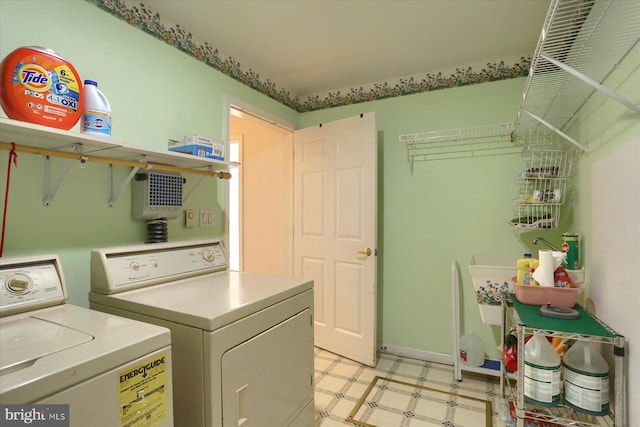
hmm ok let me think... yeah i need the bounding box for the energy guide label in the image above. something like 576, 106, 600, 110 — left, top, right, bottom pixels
118, 353, 169, 427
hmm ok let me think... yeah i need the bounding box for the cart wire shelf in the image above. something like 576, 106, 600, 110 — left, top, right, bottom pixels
501, 296, 627, 427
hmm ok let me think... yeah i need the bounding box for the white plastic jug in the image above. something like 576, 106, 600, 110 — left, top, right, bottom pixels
81, 79, 111, 137
524, 333, 561, 406
459, 332, 484, 367
563, 339, 609, 416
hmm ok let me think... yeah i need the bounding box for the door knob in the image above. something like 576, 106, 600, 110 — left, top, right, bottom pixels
356, 248, 372, 257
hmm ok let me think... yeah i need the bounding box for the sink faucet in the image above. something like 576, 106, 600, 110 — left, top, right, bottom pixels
532, 237, 560, 251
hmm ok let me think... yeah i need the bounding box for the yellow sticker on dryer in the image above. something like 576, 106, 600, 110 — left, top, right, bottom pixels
118, 352, 170, 427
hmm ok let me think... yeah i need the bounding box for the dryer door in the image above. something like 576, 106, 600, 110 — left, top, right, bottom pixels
221, 309, 313, 427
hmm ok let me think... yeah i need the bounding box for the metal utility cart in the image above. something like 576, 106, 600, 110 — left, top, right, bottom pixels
501, 295, 627, 427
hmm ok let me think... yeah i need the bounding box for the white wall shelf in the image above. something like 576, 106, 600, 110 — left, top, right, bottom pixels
0, 118, 237, 206
400, 0, 640, 166
399, 123, 524, 175
0, 117, 236, 171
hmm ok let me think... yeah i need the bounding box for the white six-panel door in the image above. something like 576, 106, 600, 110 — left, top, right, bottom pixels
293, 113, 377, 366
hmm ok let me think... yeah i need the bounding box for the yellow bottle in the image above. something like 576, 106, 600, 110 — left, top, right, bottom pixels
517, 253, 536, 285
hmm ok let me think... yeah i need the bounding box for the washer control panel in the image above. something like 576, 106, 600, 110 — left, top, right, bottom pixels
0, 255, 66, 316
91, 240, 228, 294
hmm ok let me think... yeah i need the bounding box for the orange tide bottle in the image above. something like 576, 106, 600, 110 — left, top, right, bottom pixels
0, 46, 83, 130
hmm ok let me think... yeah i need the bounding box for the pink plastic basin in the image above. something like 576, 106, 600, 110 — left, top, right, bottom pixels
512, 279, 582, 307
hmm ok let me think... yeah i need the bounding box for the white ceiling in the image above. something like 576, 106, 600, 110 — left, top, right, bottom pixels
147, 0, 551, 98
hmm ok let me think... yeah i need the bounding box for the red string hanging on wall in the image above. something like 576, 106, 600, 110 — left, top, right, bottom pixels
1, 142, 18, 257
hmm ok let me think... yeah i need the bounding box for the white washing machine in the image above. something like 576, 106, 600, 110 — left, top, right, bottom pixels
0, 254, 174, 427
88, 239, 314, 427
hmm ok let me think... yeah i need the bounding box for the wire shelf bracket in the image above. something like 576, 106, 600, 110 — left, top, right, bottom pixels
540, 52, 640, 114
522, 110, 588, 153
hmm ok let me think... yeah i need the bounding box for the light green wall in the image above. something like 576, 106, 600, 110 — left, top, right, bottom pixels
0, 0, 538, 356
299, 81, 535, 356
0, 0, 297, 307
296, 35, 639, 361
3, 1, 635, 364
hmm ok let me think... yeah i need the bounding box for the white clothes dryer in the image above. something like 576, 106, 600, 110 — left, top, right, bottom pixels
89, 240, 314, 427
0, 254, 173, 427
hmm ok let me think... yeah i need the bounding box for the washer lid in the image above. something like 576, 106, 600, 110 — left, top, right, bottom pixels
0, 316, 92, 374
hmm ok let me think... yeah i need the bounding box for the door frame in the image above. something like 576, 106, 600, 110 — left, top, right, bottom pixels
224, 99, 378, 366
223, 95, 296, 271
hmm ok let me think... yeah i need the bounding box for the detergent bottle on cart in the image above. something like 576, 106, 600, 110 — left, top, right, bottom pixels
563, 339, 609, 416
516, 253, 538, 285
524, 333, 561, 406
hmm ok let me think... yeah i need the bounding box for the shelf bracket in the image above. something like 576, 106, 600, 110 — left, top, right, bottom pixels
541, 52, 640, 114
408, 153, 415, 178
182, 171, 209, 203
107, 164, 140, 207
43, 144, 82, 206
523, 110, 589, 153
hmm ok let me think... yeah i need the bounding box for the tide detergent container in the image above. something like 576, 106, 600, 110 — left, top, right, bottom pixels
0, 46, 83, 130
81, 80, 111, 137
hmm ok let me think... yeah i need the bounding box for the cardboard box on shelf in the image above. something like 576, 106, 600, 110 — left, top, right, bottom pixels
168, 135, 225, 161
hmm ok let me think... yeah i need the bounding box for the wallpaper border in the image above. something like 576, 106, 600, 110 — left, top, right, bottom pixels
88, 0, 531, 113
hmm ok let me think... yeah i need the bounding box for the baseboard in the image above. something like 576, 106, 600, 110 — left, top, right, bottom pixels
379, 343, 453, 366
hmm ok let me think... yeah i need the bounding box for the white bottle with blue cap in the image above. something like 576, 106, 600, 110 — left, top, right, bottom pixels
81, 79, 111, 137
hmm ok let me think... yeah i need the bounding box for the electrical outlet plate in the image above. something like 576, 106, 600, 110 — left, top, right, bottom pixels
199, 209, 213, 228
184, 209, 196, 228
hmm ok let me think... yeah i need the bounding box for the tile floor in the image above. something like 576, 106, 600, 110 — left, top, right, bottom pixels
313, 347, 612, 427
313, 347, 507, 427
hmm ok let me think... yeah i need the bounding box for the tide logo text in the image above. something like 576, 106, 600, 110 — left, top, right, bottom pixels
18, 64, 52, 92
